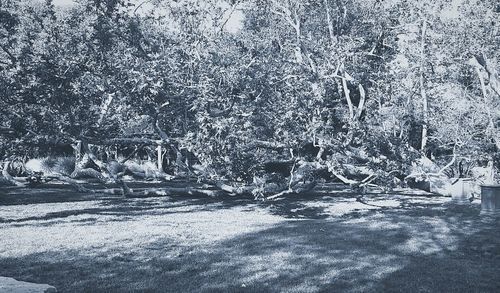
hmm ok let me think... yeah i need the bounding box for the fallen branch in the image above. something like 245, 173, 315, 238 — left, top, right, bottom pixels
123, 186, 227, 198
53, 175, 94, 193
331, 171, 358, 185
266, 188, 293, 200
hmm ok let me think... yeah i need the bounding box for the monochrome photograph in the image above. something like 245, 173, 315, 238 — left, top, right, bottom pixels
0, 0, 499, 292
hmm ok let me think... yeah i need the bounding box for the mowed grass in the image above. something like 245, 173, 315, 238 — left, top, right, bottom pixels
0, 186, 500, 292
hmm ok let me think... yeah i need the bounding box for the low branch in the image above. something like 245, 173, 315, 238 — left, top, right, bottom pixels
266, 188, 293, 200
81, 137, 170, 146
437, 147, 457, 175
356, 84, 366, 120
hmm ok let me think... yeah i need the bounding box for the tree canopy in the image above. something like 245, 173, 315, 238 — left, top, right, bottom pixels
1, 0, 499, 195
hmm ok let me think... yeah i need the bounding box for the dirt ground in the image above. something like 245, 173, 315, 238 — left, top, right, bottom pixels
0, 184, 499, 292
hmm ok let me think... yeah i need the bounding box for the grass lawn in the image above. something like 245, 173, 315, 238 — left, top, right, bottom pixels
0, 185, 499, 292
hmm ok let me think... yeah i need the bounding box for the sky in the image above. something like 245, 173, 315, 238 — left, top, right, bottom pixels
52, 0, 75, 7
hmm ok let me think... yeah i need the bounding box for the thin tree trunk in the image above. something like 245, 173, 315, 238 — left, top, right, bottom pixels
482, 55, 500, 97
323, 0, 336, 46
157, 143, 163, 172
271, 2, 302, 63
475, 64, 495, 130
294, 15, 302, 63
341, 75, 354, 120
470, 56, 500, 150
419, 19, 428, 152
356, 84, 366, 120
336, 65, 360, 147
98, 93, 115, 126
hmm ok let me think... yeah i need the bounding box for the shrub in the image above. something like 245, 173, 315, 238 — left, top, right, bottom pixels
25, 157, 75, 176
124, 160, 161, 179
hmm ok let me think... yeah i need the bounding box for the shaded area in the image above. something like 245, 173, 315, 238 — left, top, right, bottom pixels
0, 221, 406, 292
1, 191, 499, 292
374, 215, 500, 293
0, 187, 437, 225
0, 181, 229, 205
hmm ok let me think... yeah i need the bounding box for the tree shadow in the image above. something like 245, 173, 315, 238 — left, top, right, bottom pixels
374, 212, 500, 292
0, 181, 226, 205
0, 191, 445, 228
0, 185, 111, 205
3, 202, 498, 292
0, 195, 259, 227
2, 189, 499, 292
0, 219, 410, 292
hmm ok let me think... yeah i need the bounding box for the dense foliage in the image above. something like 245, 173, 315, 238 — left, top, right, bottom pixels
1, 0, 499, 189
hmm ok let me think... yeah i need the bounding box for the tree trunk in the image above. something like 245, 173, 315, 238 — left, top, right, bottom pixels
271, 1, 302, 64
470, 55, 500, 150
481, 54, 500, 97
175, 150, 183, 175
323, 0, 336, 46
73, 140, 82, 161
356, 84, 366, 120
156, 144, 163, 172
338, 70, 365, 147
471, 57, 493, 127
419, 19, 428, 152
341, 72, 354, 120
70, 141, 106, 182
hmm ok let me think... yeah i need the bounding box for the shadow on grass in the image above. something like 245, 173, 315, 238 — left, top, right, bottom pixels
0, 186, 109, 205
0, 192, 416, 226
0, 196, 254, 226
0, 220, 408, 292
0, 181, 212, 205
0, 191, 448, 229
1, 202, 499, 292
374, 214, 500, 293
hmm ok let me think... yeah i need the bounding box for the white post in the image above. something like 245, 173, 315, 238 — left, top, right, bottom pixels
157, 144, 163, 172
486, 159, 495, 185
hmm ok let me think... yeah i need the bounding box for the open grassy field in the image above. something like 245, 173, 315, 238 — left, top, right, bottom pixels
1, 185, 499, 292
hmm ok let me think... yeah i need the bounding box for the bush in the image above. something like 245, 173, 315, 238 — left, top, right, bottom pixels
25, 157, 75, 176
53, 157, 76, 176
124, 160, 162, 179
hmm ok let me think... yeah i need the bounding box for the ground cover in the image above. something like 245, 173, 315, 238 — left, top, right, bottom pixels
0, 186, 499, 292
